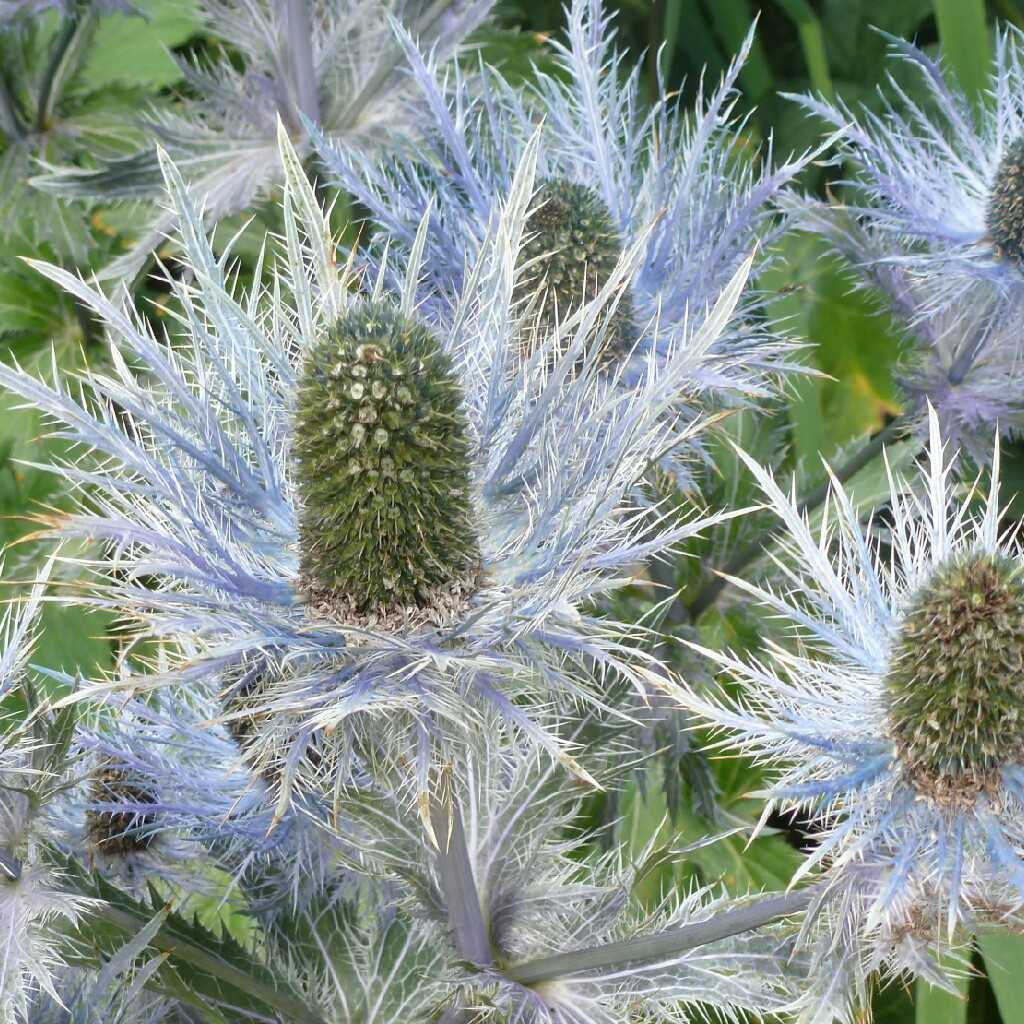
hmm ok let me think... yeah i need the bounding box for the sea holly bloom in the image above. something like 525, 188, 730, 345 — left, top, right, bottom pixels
32, 0, 495, 278
790, 27, 1024, 323
792, 211, 1024, 462
0, 588, 95, 1023
316, 0, 819, 414
684, 409, 1024, 1016
75, 687, 356, 911
0, 128, 743, 808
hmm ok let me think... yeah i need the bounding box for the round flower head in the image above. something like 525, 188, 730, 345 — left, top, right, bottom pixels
78, 686, 357, 911
316, 0, 821, 416
0, 129, 741, 810
793, 211, 1024, 462
791, 27, 1024, 323
685, 408, 1024, 1017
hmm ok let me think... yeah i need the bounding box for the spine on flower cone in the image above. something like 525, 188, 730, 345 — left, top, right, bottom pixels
294, 303, 479, 615
516, 178, 635, 361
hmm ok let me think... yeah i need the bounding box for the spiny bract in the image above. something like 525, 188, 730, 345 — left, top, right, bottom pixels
294, 304, 479, 617
988, 135, 1024, 264
886, 551, 1024, 796
517, 178, 634, 359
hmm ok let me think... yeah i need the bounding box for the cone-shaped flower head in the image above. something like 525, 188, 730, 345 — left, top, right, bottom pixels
295, 305, 479, 618
886, 551, 1024, 796
516, 178, 635, 360
316, 0, 819, 416
0, 131, 741, 806
791, 28, 1024, 324
988, 136, 1024, 264
84, 760, 158, 859
684, 409, 1024, 1020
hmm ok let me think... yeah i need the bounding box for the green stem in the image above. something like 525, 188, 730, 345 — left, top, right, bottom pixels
37, 12, 90, 132
686, 414, 909, 621
661, 0, 683, 82
506, 891, 809, 987
773, 0, 834, 100
0, 74, 27, 140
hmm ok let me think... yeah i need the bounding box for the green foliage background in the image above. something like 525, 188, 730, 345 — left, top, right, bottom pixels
3, 1, 1024, 1021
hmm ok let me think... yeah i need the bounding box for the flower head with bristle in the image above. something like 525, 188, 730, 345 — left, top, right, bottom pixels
787, 210, 1024, 463
315, 0, 821, 437
30, 0, 496, 279
790, 27, 1024, 325
0, 126, 743, 813
683, 408, 1024, 1020
338, 720, 802, 1023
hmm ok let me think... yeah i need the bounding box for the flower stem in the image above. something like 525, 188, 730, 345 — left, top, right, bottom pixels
683, 414, 910, 621
431, 791, 493, 967
505, 891, 810, 987
285, 0, 321, 126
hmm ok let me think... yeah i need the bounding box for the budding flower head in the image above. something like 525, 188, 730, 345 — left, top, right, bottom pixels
85, 760, 157, 859
294, 303, 480, 623
516, 178, 634, 360
988, 136, 1024, 264
886, 552, 1024, 800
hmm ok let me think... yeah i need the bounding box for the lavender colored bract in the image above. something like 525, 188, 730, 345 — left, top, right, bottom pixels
685, 409, 1024, 1019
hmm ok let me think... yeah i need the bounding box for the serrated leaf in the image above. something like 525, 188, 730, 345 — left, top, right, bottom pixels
52, 851, 322, 1024
79, 0, 202, 90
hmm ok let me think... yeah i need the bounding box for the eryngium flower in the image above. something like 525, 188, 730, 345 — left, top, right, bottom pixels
790, 27, 1024, 322
316, 0, 817, 404
32, 0, 495, 278
294, 305, 479, 617
790, 212, 1024, 463
684, 409, 1024, 1011
0, 130, 738, 803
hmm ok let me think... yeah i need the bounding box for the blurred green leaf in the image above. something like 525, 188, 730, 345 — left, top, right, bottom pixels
916, 971, 969, 1024
979, 931, 1024, 1024
80, 0, 202, 90
763, 233, 906, 462
620, 754, 803, 908
932, 0, 992, 106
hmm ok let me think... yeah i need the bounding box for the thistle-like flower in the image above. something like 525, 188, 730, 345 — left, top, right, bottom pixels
33, 0, 495, 278
793, 212, 1024, 462
0, 129, 741, 809
316, 0, 817, 408
684, 408, 1024, 1018
790, 27, 1024, 323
